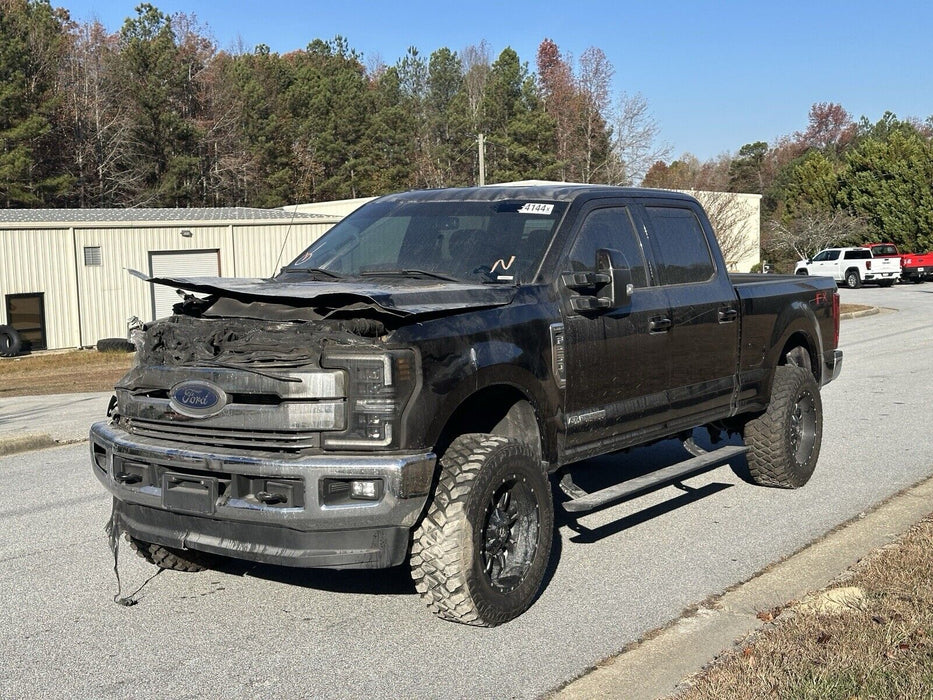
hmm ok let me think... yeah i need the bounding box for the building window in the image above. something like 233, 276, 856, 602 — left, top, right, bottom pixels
84, 246, 102, 266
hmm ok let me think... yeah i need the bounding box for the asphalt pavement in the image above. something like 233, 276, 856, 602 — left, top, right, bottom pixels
1, 282, 931, 699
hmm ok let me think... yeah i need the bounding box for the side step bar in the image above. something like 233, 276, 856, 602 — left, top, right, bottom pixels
561, 443, 748, 514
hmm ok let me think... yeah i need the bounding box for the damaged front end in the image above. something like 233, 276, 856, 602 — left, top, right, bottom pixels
91, 298, 436, 570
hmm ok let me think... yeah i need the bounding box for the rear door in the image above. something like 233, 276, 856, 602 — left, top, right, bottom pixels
635, 202, 740, 421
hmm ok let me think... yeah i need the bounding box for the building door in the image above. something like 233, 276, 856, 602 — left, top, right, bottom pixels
5, 293, 47, 351
149, 250, 220, 320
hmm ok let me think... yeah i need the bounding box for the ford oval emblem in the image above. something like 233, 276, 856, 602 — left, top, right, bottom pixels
169, 380, 227, 418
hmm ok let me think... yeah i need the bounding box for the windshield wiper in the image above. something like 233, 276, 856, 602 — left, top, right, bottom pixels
359, 268, 461, 282
281, 266, 345, 280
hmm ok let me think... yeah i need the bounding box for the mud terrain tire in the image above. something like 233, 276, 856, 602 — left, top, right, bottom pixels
410, 434, 553, 626
0, 325, 23, 357
130, 537, 209, 572
744, 365, 822, 488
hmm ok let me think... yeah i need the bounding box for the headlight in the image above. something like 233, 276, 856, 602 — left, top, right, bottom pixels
321, 347, 419, 449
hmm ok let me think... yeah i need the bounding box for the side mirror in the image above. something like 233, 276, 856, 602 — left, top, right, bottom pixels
562, 248, 633, 313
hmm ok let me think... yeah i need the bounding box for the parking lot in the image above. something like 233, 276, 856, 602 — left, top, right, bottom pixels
1, 282, 931, 699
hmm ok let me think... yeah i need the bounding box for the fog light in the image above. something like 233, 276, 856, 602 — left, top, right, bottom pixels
350, 480, 379, 500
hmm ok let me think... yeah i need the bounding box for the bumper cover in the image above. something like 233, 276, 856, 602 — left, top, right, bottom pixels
823, 349, 843, 385
90, 421, 435, 569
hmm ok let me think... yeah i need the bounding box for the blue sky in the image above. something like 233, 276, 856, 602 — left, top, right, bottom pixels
57, 0, 932, 162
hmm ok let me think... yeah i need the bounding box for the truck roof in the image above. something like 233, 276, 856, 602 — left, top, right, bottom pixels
376, 185, 699, 205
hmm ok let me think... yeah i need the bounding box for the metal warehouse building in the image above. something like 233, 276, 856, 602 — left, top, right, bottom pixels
0, 208, 339, 351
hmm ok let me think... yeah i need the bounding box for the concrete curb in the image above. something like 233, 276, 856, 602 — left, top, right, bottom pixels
551, 473, 933, 700
0, 431, 57, 456
840, 306, 880, 320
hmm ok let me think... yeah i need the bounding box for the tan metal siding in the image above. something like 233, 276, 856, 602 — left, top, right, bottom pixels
74, 225, 233, 345
232, 222, 335, 277
0, 228, 79, 349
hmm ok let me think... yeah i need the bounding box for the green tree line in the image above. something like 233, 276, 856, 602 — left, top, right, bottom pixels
644, 102, 933, 263
0, 0, 659, 208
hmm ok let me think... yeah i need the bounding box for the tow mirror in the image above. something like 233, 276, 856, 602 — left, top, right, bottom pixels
562, 248, 633, 313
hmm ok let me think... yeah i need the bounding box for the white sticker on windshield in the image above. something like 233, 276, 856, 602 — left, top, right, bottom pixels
518, 203, 554, 215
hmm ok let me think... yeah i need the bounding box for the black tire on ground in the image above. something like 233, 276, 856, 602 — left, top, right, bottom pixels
878, 279, 895, 287
130, 537, 208, 572
744, 365, 822, 489
845, 269, 862, 289
0, 325, 23, 357
96, 337, 135, 352
795, 269, 808, 275
410, 434, 554, 627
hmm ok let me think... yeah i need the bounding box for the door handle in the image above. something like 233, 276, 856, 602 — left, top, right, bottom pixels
717, 308, 738, 323
649, 317, 672, 333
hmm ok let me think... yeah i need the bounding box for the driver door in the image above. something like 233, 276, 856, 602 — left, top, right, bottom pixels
560, 202, 671, 453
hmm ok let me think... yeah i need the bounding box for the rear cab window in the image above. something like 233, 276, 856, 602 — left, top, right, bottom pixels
642, 205, 715, 286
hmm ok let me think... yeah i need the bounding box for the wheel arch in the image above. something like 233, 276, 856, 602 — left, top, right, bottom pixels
432, 383, 546, 468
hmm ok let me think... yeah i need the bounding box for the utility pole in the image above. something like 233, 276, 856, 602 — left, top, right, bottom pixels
477, 133, 486, 186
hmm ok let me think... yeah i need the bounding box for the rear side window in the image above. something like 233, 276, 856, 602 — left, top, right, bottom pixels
643, 206, 715, 285
568, 207, 648, 286
844, 250, 871, 260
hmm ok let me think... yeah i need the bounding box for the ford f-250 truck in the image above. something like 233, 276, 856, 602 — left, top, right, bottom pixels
91, 185, 842, 626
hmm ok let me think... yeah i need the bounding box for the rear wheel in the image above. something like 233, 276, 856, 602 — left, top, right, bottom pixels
744, 365, 822, 488
410, 434, 553, 626
878, 279, 895, 288
845, 269, 861, 289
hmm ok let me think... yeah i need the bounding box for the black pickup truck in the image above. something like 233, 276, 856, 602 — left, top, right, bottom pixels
91, 185, 842, 626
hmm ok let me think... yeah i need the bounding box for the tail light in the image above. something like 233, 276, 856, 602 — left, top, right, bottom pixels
866, 260, 872, 270
832, 290, 840, 347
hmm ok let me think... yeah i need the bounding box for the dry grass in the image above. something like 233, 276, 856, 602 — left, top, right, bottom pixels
677, 515, 933, 699
841, 303, 874, 315
0, 349, 133, 396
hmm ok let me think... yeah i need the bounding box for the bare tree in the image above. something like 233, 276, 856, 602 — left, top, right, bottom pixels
577, 47, 612, 182
689, 190, 759, 270
461, 40, 491, 132
767, 210, 868, 262
608, 92, 670, 185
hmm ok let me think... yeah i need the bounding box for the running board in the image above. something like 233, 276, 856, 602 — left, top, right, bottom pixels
561, 444, 749, 514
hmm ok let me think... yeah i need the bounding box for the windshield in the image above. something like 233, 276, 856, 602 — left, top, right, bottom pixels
283, 198, 566, 284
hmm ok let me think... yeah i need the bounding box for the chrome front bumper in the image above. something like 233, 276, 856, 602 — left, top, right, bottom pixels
90, 421, 436, 568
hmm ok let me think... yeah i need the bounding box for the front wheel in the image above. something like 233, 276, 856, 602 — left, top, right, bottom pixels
130, 537, 209, 572
410, 434, 554, 626
744, 365, 822, 488
795, 269, 808, 276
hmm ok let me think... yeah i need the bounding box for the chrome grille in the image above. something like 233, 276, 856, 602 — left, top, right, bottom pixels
124, 417, 320, 452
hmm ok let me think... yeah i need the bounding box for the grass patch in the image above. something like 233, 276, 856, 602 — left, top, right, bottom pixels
677, 515, 933, 699
0, 349, 133, 396
841, 303, 874, 315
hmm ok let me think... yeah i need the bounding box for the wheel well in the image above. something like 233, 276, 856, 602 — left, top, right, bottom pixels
436, 387, 543, 464
845, 267, 860, 277
779, 334, 817, 382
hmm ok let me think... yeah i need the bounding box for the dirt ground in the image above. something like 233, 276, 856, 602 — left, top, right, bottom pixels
0, 349, 133, 397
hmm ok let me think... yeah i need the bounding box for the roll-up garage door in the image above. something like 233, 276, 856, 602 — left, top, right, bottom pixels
149, 249, 220, 320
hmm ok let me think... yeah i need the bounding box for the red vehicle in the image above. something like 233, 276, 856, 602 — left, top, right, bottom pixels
863, 243, 933, 283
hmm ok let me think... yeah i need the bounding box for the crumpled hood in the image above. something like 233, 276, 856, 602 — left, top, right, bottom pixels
132, 270, 517, 317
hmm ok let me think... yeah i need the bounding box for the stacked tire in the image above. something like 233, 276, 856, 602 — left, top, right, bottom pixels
0, 325, 23, 357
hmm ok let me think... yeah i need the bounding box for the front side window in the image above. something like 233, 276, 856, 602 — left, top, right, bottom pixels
568, 207, 648, 287
644, 206, 715, 285
285, 199, 567, 284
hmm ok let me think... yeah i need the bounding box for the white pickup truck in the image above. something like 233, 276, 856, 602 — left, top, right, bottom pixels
795, 247, 900, 288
